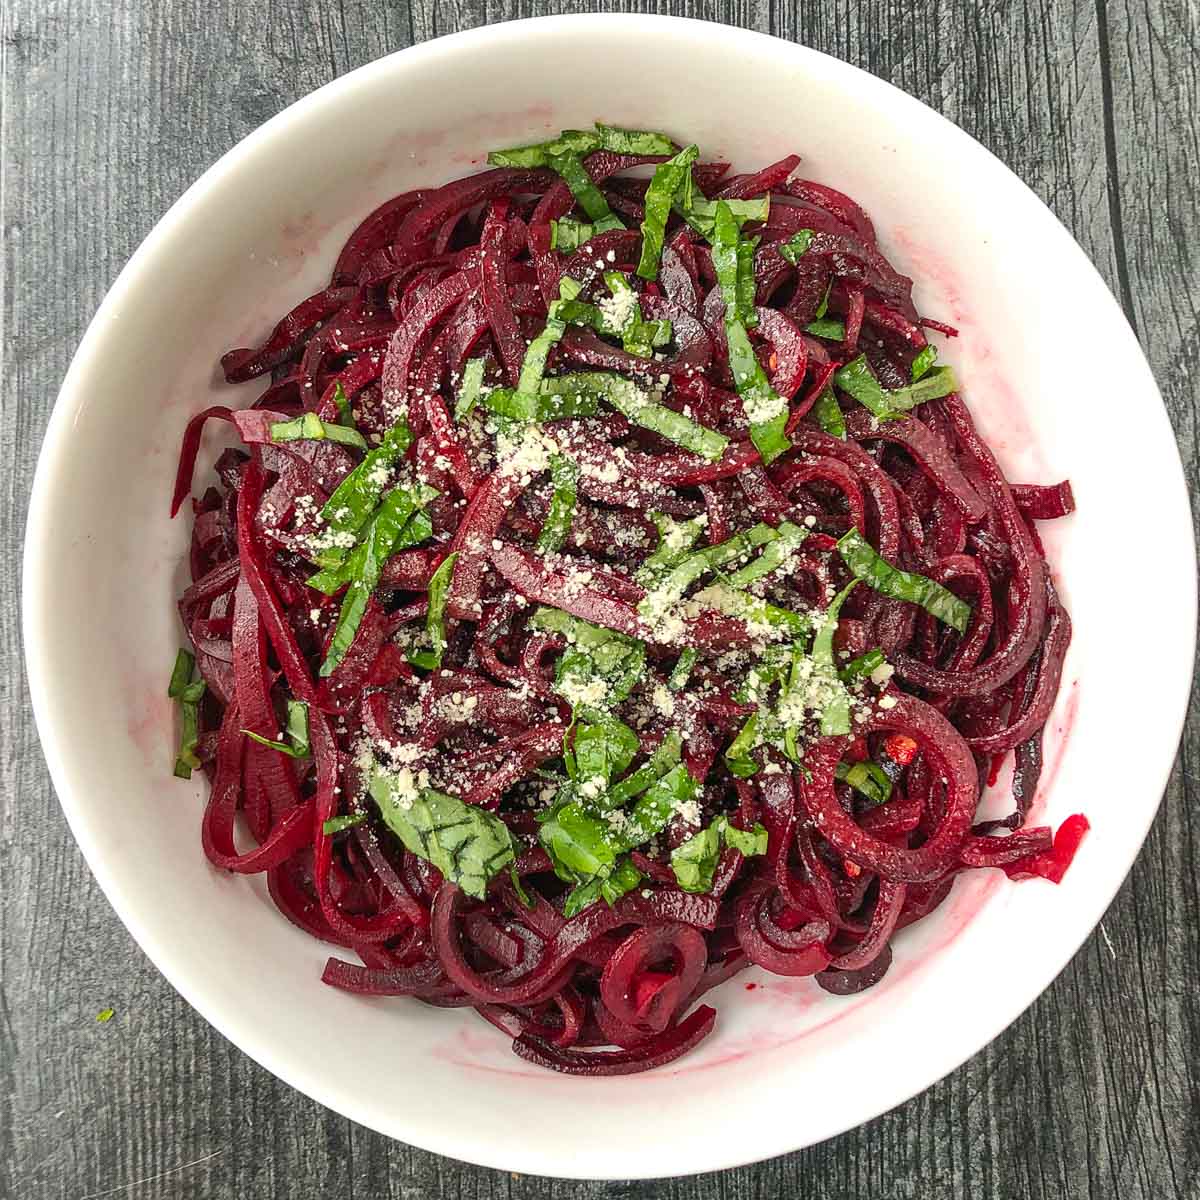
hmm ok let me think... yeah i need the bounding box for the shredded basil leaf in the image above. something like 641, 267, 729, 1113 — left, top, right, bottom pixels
723, 520, 808, 588
812, 386, 846, 438
810, 581, 858, 736
836, 760, 893, 806
804, 318, 845, 340
637, 143, 699, 280
323, 812, 368, 836
668, 647, 698, 691
549, 151, 623, 228
537, 454, 579, 553
779, 230, 815, 265
837, 528, 971, 633
169, 649, 206, 778
311, 417, 412, 568
636, 513, 708, 588
911, 344, 938, 382
834, 354, 959, 420
243, 699, 310, 758
367, 766, 515, 900
454, 357, 487, 421
676, 195, 770, 238
269, 411, 369, 451
840, 648, 887, 683
670, 815, 768, 893
331, 381, 354, 426
409, 551, 458, 671
317, 487, 437, 676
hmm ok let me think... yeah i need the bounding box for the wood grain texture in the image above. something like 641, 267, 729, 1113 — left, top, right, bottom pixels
2, 1, 1197, 1197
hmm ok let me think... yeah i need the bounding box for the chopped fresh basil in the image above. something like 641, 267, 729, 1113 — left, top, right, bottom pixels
637, 143, 699, 280
311, 417, 413, 568
836, 759, 893, 806
322, 812, 368, 836
331, 381, 354, 426
667, 646, 698, 691
242, 699, 310, 758
550, 217, 594, 251
712, 202, 791, 463
488, 124, 673, 169
812, 386, 846, 438
839, 648, 887, 683
723, 520, 808, 589
454, 357, 487, 421
834, 354, 959, 420
562, 856, 642, 917
571, 712, 640, 789
317, 486, 438, 676
269, 410, 369, 451
367, 766, 515, 900
676, 195, 770, 239
408, 551, 458, 671
536, 454, 579, 553
670, 814, 768, 893
543, 371, 727, 462
635, 512, 708, 588
779, 230, 814, 265
815, 279, 832, 319
837, 528, 971, 633
804, 318, 845, 340
169, 648, 206, 779
724, 712, 760, 778
911, 344, 938, 382
809, 581, 858, 736
548, 151, 624, 229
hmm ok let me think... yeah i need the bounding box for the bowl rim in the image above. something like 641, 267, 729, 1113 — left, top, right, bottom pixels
23, 12, 1197, 1178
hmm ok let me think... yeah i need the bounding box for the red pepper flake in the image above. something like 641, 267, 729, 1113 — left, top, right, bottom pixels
768, 351, 779, 371
744, 982, 758, 991
884, 735, 919, 766
843, 859, 862, 878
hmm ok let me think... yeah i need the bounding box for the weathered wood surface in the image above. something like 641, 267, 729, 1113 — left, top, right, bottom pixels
2, 2, 1197, 1197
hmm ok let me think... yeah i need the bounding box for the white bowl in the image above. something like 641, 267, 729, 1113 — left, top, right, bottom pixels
24, 14, 1195, 1179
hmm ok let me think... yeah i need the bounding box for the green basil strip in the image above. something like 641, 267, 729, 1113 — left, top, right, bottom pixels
670, 819, 724, 893
269, 411, 369, 451
837, 528, 971, 634
602, 271, 673, 356
169, 649, 206, 779
839, 648, 887, 683
490, 124, 673, 168
736, 236, 760, 327
676, 194, 770, 239
322, 812, 368, 836
834, 354, 959, 420
713, 202, 792, 464
313, 417, 413, 568
810, 581, 859, 736
594, 123, 676, 156
483, 384, 598, 423
173, 698, 202, 779
724, 712, 760, 778
408, 551, 459, 671
506, 280, 583, 418
836, 759, 893, 806
638, 520, 777, 614
815, 279, 832, 319
368, 767, 515, 900
671, 815, 768, 893
640, 521, 778, 615
637, 143, 699, 280
602, 731, 684, 811
723, 520, 808, 589
549, 151, 623, 227
562, 857, 642, 918
911, 344, 938, 382
530, 605, 631, 651
667, 647, 698, 691
804, 318, 845, 340
550, 218, 594, 251
617, 762, 696, 849
636, 513, 709, 588
307, 484, 435, 595
243, 699, 310, 757
454, 357, 487, 421
779, 230, 814, 265
537, 454, 579, 553
573, 712, 640, 788
544, 372, 727, 462
331, 381, 354, 426
319, 490, 437, 677
168, 648, 197, 699
694, 582, 810, 639
488, 128, 602, 168
812, 386, 846, 439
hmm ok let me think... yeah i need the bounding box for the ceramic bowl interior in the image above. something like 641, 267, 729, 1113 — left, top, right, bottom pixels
24, 14, 1195, 1180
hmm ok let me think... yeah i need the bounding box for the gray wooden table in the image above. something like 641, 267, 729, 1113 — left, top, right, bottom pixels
3, 2, 1198, 1197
